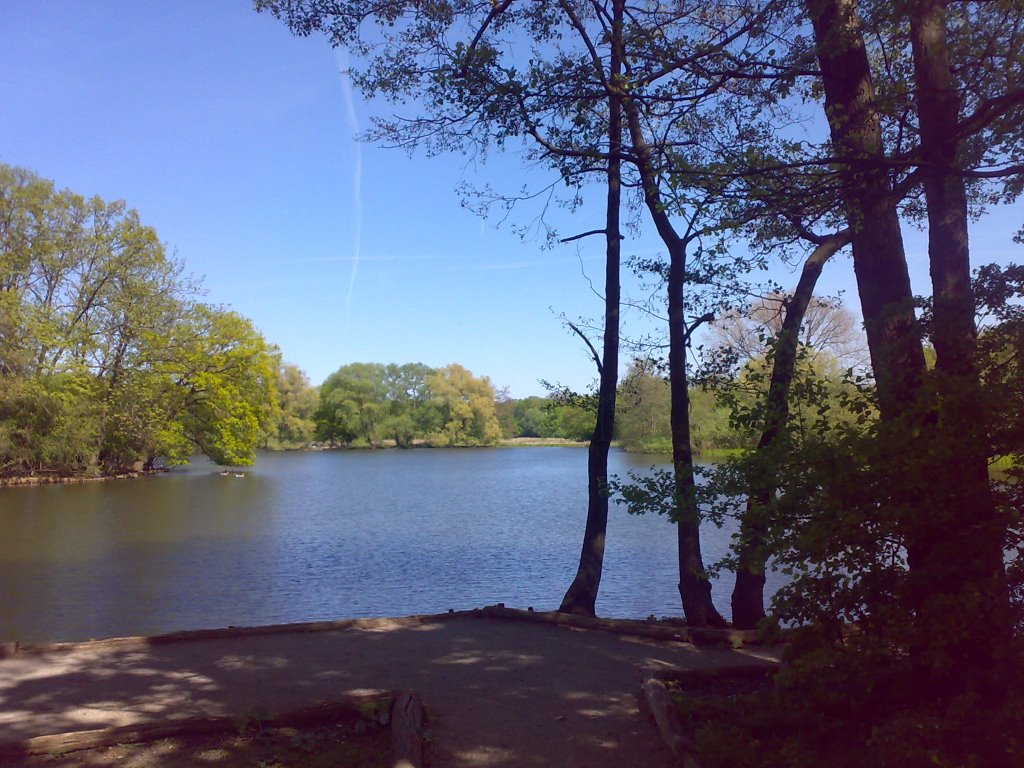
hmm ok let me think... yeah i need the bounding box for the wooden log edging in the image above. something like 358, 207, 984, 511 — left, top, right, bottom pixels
8, 612, 471, 657
471, 604, 765, 647
0, 692, 402, 759
391, 691, 425, 768
3, 604, 772, 661
641, 677, 703, 768
640, 664, 781, 767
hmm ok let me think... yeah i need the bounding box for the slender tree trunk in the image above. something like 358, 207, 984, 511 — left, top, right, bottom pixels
907, 0, 1012, 679
731, 230, 850, 629
667, 247, 727, 628
622, 98, 725, 628
559, 0, 623, 616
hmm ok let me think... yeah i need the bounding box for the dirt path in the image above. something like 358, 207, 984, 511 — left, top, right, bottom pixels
0, 614, 778, 767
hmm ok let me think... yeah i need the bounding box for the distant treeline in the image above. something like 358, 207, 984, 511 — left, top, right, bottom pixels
272, 359, 758, 455
0, 164, 784, 477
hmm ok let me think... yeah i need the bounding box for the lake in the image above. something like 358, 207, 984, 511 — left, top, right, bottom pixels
0, 447, 783, 643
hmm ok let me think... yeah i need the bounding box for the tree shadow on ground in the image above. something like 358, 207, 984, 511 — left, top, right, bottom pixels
0, 615, 777, 768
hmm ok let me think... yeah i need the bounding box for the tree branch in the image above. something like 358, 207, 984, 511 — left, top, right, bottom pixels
560, 228, 624, 243
567, 320, 603, 374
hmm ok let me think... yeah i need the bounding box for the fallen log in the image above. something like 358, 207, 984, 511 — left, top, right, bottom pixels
391, 691, 425, 768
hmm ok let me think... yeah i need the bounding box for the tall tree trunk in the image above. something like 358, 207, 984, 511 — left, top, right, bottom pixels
667, 246, 726, 628
731, 230, 850, 629
559, 0, 623, 616
806, 0, 928, 421
907, 0, 1012, 680
806, 0, 931, 614
808, 0, 1013, 729
622, 97, 725, 628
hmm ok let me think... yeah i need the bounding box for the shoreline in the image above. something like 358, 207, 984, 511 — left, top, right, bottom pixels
0, 467, 168, 488
0, 605, 766, 656
0, 440, 741, 488
0, 442, 591, 487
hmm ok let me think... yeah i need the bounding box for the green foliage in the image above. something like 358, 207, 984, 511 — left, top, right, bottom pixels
511, 397, 550, 438
314, 361, 503, 447
615, 360, 672, 453
312, 366, 596, 447
0, 163, 280, 473
542, 402, 593, 442
316, 362, 391, 446
686, 394, 1024, 766
677, 652, 1024, 768
689, 269, 1024, 765
315, 361, 441, 447
425, 363, 502, 446
612, 359, 749, 455
264, 363, 318, 449
493, 390, 518, 438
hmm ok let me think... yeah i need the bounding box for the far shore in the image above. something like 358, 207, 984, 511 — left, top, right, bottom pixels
0, 467, 167, 489
0, 439, 740, 488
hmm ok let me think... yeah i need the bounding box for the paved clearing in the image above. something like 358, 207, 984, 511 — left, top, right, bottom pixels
0, 615, 778, 767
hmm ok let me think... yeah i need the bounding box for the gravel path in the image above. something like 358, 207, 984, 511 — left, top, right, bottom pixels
0, 614, 778, 767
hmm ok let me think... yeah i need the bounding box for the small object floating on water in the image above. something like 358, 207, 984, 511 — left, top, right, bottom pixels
218, 470, 229, 476
234, 472, 245, 478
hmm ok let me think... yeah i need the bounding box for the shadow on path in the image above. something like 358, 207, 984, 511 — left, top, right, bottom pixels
0, 616, 778, 767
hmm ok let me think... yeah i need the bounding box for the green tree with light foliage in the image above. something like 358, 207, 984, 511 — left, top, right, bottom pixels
0, 163, 280, 473
426, 363, 502, 447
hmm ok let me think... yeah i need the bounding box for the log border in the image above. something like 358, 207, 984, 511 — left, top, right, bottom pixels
640, 664, 781, 768
0, 691, 424, 767
3, 604, 774, 659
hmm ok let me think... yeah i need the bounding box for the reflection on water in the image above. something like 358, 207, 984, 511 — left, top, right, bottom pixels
0, 448, 783, 642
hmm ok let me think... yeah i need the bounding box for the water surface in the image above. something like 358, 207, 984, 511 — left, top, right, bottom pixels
0, 448, 782, 642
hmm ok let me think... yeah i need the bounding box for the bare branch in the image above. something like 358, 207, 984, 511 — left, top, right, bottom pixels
560, 229, 624, 244
566, 320, 603, 374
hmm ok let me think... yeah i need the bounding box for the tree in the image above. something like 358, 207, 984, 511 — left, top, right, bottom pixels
382, 362, 440, 447
799, 0, 1021, 731
264, 362, 318, 449
512, 397, 548, 438
554, 0, 625, 615
314, 361, 503, 447
154, 305, 280, 467
616, 359, 672, 453
0, 163, 280, 473
315, 362, 390, 446
493, 386, 518, 438
426, 363, 502, 446
679, 1, 1024, 759
704, 239, 862, 627
710, 290, 866, 375
901, 0, 1016, 682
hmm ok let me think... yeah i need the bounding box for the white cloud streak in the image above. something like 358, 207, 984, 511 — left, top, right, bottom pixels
336, 48, 362, 345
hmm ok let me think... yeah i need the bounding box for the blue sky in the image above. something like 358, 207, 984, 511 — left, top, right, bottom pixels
1, 2, 1020, 397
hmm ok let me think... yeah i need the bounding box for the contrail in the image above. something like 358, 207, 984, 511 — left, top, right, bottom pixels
335, 48, 362, 345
